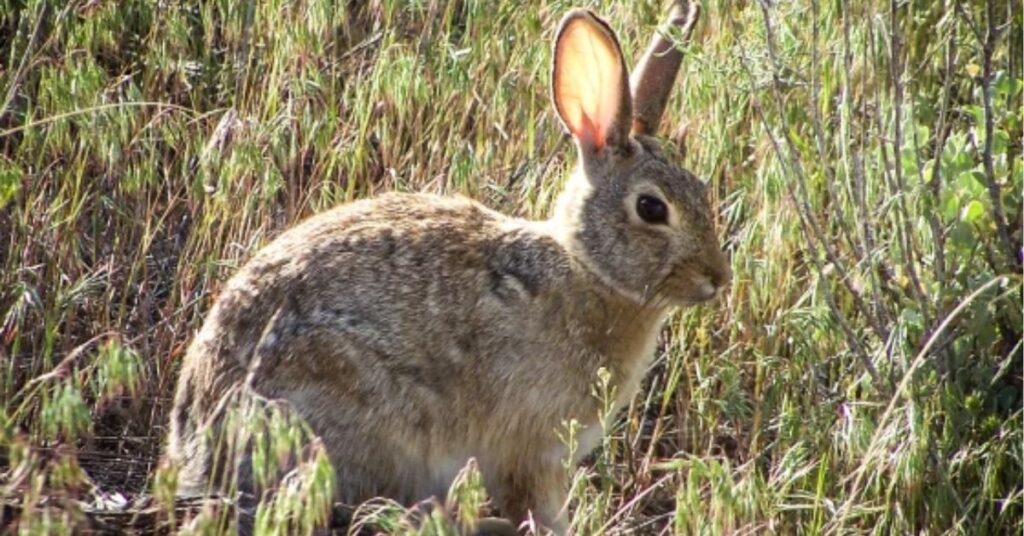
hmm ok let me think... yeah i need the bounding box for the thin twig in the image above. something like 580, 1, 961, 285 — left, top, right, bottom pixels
840, 0, 896, 333
809, 0, 856, 258
953, 0, 984, 43
978, 0, 1020, 270
886, 1, 932, 320
928, 36, 958, 291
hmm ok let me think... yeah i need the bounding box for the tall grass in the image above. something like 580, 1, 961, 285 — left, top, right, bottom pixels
1, 0, 1021, 534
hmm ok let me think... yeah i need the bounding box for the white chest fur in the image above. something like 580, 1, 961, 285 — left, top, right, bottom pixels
553, 311, 667, 466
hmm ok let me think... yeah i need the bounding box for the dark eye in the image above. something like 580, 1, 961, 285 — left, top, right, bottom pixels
636, 195, 668, 224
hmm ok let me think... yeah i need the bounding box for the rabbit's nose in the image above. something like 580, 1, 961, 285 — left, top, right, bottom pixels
709, 252, 732, 290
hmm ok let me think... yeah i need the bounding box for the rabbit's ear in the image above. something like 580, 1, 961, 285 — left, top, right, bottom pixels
630, 0, 700, 136
552, 10, 631, 155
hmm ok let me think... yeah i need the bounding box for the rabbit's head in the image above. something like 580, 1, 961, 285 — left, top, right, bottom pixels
550, 4, 730, 308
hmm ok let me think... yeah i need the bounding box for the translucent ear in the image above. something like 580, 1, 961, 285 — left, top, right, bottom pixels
551, 9, 631, 154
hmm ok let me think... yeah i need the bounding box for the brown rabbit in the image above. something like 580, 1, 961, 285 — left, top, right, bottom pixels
166, 1, 728, 533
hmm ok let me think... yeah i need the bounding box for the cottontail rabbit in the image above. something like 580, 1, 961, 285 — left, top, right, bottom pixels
166, 1, 728, 533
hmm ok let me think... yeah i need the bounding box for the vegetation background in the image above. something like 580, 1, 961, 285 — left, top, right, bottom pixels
1, 0, 1021, 534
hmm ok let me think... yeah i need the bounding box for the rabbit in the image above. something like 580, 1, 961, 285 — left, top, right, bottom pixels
165, 1, 728, 533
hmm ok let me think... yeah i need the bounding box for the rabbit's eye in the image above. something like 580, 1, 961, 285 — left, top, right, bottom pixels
636, 195, 668, 224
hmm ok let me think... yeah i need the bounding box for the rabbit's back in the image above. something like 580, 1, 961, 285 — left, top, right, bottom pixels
237, 193, 576, 379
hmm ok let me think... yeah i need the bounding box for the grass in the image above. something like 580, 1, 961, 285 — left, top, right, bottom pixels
1, 0, 1022, 534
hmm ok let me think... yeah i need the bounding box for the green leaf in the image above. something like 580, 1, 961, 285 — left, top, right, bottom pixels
916, 125, 930, 145
965, 104, 985, 127
955, 169, 987, 197
993, 71, 1010, 97
992, 129, 1009, 155
950, 221, 974, 246
901, 147, 919, 178
0, 163, 20, 209
942, 135, 973, 175
901, 308, 923, 330
1013, 77, 1024, 97
942, 194, 961, 221
961, 199, 985, 223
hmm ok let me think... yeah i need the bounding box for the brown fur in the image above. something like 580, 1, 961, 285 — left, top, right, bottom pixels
166, 4, 725, 533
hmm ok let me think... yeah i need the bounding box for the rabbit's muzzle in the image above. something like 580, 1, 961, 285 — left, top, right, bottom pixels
659, 248, 731, 305
706, 248, 732, 294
